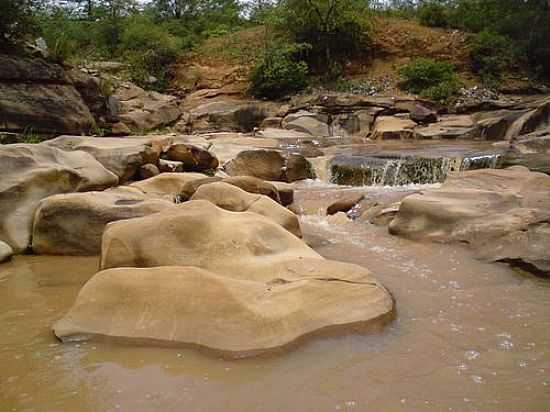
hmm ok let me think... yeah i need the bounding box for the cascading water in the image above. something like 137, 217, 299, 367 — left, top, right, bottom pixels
327, 151, 502, 187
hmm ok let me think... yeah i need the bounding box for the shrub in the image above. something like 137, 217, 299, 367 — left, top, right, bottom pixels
0, 0, 36, 52
399, 58, 460, 101
418, 1, 448, 28
120, 15, 182, 90
470, 30, 512, 87
249, 42, 309, 99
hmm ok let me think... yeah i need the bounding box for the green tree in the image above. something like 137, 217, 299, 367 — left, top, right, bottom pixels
271, 0, 370, 75
0, 0, 37, 52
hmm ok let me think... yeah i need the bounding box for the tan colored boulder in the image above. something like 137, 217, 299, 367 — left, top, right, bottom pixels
45, 135, 169, 182
99, 200, 314, 273
0, 144, 118, 252
190, 182, 301, 237
0, 240, 13, 263
54, 264, 393, 355
32, 188, 175, 255
129, 172, 206, 200
224, 149, 286, 181
389, 167, 550, 275
327, 195, 365, 215
224, 176, 281, 203
138, 164, 160, 180
166, 143, 219, 172
372, 116, 416, 140
286, 153, 315, 182
414, 115, 477, 139
179, 177, 223, 201
267, 181, 294, 206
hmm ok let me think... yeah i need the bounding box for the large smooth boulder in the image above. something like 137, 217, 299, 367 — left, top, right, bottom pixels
0, 144, 117, 252
129, 172, 206, 201
371, 116, 416, 140
54, 264, 392, 355
45, 135, 170, 182
55, 201, 393, 354
224, 149, 313, 182
223, 176, 281, 204
0, 241, 13, 263
499, 129, 550, 174
32, 188, 175, 255
389, 167, 550, 275
0, 55, 95, 135
284, 111, 330, 136
165, 143, 219, 172
186, 101, 269, 133
190, 182, 301, 237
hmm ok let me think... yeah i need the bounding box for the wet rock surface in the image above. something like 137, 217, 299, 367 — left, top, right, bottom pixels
389, 167, 550, 275
54, 201, 393, 354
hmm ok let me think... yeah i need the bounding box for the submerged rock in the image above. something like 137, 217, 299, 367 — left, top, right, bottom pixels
0, 144, 117, 253
389, 167, 550, 275
55, 201, 393, 354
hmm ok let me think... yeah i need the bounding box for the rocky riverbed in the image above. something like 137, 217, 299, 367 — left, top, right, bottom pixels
1, 54, 550, 411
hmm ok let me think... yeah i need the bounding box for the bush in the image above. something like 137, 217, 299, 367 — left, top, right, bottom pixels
120, 15, 182, 90
0, 0, 36, 52
418, 1, 449, 28
399, 58, 460, 101
249, 42, 309, 99
470, 30, 512, 87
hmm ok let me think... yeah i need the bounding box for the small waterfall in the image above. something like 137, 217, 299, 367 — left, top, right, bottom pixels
329, 155, 454, 186
460, 153, 502, 171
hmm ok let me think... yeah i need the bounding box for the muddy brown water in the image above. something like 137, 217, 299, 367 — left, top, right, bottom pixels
1, 184, 550, 412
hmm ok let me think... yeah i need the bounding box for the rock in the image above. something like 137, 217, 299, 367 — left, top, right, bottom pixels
371, 116, 416, 140
327, 195, 365, 215
286, 153, 315, 182
179, 177, 223, 201
389, 167, 550, 276
474, 110, 528, 140
267, 181, 294, 206
327, 212, 351, 225
190, 182, 301, 237
166, 143, 219, 172
32, 188, 174, 255
99, 200, 308, 271
223, 176, 281, 204
505, 97, 550, 139
54, 263, 393, 355
114, 83, 182, 131
188, 101, 270, 133
0, 55, 95, 135
414, 115, 477, 139
68, 69, 118, 127
55, 201, 393, 354
499, 130, 550, 174
158, 159, 184, 173
129, 172, 206, 201
0, 240, 13, 263
138, 164, 160, 180
410, 105, 437, 124
109, 122, 131, 136
0, 144, 117, 252
260, 116, 282, 129
45, 135, 169, 182
284, 111, 330, 136
224, 149, 286, 181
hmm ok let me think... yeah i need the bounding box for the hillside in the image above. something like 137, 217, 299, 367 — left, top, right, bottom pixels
171, 17, 478, 98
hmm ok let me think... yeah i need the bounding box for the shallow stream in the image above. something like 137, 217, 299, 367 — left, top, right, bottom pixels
1, 182, 549, 411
